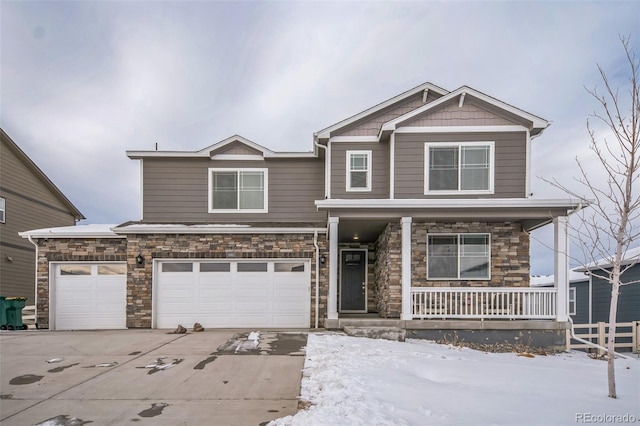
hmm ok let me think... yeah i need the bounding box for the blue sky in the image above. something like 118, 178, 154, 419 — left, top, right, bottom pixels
2, 1, 639, 274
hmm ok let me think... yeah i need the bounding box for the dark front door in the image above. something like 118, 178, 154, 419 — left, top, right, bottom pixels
340, 250, 367, 312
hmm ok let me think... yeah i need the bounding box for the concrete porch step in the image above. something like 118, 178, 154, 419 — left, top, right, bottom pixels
343, 326, 407, 342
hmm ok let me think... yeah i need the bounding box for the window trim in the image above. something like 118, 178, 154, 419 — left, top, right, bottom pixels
208, 168, 268, 213
346, 150, 372, 192
0, 196, 5, 223
424, 142, 495, 195
426, 233, 491, 280
569, 287, 577, 315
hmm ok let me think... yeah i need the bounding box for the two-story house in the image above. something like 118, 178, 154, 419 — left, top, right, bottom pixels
20, 82, 580, 349
1, 128, 84, 302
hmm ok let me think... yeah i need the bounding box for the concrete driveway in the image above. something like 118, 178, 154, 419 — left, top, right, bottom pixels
0, 329, 307, 425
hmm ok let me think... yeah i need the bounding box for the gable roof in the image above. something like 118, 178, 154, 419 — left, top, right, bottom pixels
314, 82, 449, 141
1, 128, 85, 221
379, 86, 550, 138
127, 135, 315, 159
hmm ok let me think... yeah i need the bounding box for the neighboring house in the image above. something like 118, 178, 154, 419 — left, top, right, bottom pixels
575, 247, 640, 325
20, 82, 581, 349
533, 249, 640, 352
0, 128, 84, 300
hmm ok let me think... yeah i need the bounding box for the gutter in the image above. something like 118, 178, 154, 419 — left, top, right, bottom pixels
26, 235, 38, 328
313, 230, 320, 329
567, 317, 632, 360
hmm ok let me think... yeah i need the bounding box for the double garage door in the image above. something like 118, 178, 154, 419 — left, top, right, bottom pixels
51, 259, 311, 330
155, 259, 311, 328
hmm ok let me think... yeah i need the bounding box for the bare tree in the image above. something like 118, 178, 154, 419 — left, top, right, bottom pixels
547, 36, 639, 399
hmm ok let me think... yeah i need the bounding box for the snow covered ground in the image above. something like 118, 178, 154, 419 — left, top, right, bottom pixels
270, 334, 639, 426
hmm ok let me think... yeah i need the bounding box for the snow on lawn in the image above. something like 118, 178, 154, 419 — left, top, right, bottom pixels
271, 334, 639, 426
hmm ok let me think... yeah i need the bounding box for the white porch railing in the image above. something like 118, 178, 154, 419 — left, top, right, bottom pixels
411, 287, 557, 320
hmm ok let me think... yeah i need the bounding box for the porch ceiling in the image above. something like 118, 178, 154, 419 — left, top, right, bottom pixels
338, 219, 389, 244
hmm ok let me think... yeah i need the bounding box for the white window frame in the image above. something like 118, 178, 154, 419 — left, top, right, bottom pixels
0, 197, 5, 223
346, 150, 372, 192
426, 233, 491, 280
208, 168, 268, 213
569, 287, 576, 315
424, 142, 495, 195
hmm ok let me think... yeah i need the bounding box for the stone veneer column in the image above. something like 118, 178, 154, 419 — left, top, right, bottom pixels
328, 217, 339, 320
401, 217, 412, 320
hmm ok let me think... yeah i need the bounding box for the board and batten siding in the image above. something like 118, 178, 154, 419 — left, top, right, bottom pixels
142, 157, 326, 222
590, 266, 640, 323
393, 132, 527, 199
570, 281, 590, 324
330, 141, 389, 199
0, 138, 77, 297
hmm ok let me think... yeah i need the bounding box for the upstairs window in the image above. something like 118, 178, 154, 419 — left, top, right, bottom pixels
0, 197, 4, 223
425, 142, 494, 194
427, 233, 490, 280
208, 168, 267, 213
346, 150, 371, 191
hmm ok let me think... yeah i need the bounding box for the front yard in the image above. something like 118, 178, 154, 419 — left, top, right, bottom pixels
271, 334, 639, 425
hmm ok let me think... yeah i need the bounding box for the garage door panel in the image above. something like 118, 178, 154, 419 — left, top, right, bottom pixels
272, 314, 308, 327
54, 264, 126, 330
156, 260, 310, 329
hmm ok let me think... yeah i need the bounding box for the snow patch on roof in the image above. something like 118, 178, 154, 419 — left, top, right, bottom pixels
530, 270, 589, 287
19, 224, 122, 238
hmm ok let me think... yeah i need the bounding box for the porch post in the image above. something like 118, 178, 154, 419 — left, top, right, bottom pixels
328, 217, 339, 320
554, 216, 569, 322
401, 217, 412, 320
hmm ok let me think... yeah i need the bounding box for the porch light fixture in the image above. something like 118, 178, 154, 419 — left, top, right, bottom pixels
135, 254, 145, 267
353, 233, 359, 241
320, 255, 326, 265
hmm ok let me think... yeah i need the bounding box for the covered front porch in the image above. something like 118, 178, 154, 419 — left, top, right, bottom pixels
316, 198, 583, 328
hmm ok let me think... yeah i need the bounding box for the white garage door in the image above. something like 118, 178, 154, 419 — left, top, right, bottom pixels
155, 260, 310, 328
53, 263, 127, 330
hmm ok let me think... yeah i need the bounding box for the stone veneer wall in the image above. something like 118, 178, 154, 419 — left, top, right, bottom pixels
374, 223, 401, 317
374, 221, 530, 318
125, 233, 328, 328
35, 238, 128, 328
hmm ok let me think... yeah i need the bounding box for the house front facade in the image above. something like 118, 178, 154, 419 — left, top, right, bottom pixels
21, 82, 580, 346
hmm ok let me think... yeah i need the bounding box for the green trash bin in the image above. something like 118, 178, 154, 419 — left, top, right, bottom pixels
3, 297, 28, 330
0, 296, 7, 329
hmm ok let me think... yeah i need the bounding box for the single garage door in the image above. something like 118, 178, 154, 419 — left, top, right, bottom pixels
155, 259, 310, 328
53, 263, 127, 330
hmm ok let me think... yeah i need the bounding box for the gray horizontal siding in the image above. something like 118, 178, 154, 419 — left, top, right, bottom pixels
394, 132, 527, 199
330, 142, 389, 199
0, 140, 76, 297
0, 246, 35, 298
142, 158, 326, 223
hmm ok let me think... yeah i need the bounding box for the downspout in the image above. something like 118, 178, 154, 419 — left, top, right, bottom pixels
313, 230, 320, 329
568, 317, 632, 359
314, 140, 328, 199
26, 235, 38, 328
